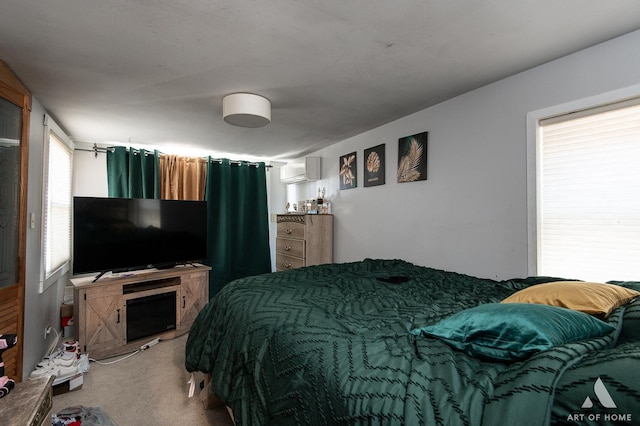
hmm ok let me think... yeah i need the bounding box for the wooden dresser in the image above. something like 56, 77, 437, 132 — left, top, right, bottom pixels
276, 214, 333, 271
0, 376, 53, 426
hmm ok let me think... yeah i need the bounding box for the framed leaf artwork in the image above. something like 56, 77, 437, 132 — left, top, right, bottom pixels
364, 144, 385, 187
339, 151, 357, 190
397, 131, 427, 183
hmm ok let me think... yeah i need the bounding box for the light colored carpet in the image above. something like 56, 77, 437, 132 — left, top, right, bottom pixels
52, 334, 234, 425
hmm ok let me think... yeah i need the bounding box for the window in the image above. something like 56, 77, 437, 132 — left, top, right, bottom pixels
40, 115, 73, 292
536, 97, 640, 282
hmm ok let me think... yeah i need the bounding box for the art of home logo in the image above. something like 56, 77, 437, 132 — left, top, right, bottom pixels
566, 377, 632, 423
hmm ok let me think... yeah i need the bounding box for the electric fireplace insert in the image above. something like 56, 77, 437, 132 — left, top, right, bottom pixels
126, 291, 176, 342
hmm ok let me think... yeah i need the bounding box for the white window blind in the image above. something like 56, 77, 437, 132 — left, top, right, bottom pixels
41, 117, 73, 291
537, 98, 640, 282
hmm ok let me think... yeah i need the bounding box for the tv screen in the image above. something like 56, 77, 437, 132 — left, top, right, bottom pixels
73, 197, 207, 276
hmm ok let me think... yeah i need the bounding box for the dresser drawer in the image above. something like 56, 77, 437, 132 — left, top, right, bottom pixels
276, 253, 304, 271
277, 221, 305, 239
276, 214, 333, 269
276, 237, 305, 258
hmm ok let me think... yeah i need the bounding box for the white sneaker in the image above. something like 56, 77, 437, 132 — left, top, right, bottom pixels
29, 364, 57, 379
53, 357, 76, 367
56, 364, 78, 380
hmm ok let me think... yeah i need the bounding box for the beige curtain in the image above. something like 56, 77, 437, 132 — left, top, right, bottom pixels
159, 154, 207, 200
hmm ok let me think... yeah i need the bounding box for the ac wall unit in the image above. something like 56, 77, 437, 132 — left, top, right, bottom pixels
280, 157, 321, 184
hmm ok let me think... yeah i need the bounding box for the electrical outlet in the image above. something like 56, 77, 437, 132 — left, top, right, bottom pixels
44, 325, 52, 340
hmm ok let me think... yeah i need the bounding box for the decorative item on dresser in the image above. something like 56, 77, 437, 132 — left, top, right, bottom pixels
276, 214, 333, 271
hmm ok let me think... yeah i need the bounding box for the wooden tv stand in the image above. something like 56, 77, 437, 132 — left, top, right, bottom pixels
70, 264, 210, 360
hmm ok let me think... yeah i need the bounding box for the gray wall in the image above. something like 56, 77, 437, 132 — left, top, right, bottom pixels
23, 99, 69, 380
287, 30, 640, 280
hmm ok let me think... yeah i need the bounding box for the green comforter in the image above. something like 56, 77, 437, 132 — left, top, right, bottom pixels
185, 259, 625, 425
550, 290, 640, 425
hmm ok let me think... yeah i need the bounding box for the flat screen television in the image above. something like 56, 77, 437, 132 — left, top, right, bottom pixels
73, 197, 207, 278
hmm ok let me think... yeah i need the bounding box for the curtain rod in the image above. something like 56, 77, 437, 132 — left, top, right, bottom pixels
74, 143, 272, 168
74, 144, 114, 157
209, 158, 272, 168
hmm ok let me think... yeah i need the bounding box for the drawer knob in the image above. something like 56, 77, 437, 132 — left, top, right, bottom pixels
284, 245, 291, 251
285, 228, 293, 234
284, 261, 292, 268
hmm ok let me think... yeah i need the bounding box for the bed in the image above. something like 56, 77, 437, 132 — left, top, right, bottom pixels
185, 259, 640, 425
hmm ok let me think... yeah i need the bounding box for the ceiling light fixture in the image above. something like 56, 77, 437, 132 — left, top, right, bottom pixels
222, 93, 271, 128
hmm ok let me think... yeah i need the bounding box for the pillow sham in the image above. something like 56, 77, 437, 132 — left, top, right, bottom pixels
410, 303, 615, 362
501, 281, 640, 318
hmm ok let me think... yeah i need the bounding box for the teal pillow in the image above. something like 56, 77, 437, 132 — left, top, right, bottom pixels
410, 303, 615, 362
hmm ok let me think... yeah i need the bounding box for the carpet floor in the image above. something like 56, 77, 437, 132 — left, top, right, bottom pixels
52, 334, 234, 425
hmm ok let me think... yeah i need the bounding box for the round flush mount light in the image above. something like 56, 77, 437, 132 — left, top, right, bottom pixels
222, 93, 271, 128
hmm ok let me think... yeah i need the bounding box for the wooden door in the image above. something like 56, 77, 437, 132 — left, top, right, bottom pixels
179, 271, 208, 331
0, 61, 30, 381
80, 287, 125, 354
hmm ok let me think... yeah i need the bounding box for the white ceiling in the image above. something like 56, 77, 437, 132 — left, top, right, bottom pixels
2, 1, 640, 161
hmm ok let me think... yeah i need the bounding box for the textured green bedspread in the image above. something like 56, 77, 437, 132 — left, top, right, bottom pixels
185, 259, 626, 425
550, 292, 640, 425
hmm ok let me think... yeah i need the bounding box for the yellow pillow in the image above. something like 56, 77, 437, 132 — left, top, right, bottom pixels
501, 281, 640, 318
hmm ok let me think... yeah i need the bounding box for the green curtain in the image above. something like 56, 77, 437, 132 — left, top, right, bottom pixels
205, 158, 271, 296
106, 146, 160, 198
106, 149, 271, 296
